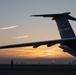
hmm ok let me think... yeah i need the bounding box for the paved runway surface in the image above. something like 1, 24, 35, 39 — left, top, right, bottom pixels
0, 64, 76, 75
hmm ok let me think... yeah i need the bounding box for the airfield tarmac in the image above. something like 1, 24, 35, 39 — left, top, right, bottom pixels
0, 64, 76, 75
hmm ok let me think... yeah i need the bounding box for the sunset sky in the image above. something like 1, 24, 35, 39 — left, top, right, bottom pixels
0, 0, 76, 64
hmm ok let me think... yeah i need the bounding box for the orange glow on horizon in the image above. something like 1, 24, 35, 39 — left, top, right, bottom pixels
0, 44, 73, 59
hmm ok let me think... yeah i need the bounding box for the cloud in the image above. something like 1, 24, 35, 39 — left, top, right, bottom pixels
13, 35, 28, 39
0, 25, 18, 30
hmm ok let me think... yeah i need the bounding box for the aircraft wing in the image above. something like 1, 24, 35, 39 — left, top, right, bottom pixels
0, 38, 76, 49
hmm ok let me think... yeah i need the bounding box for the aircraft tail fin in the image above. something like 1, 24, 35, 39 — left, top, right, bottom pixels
31, 12, 76, 39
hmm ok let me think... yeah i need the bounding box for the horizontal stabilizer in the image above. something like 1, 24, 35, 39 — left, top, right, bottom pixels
68, 15, 76, 21
31, 12, 76, 21
31, 12, 70, 17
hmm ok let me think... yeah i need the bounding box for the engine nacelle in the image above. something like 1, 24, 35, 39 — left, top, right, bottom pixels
59, 45, 76, 57
33, 45, 40, 48
59, 45, 70, 52
47, 44, 55, 47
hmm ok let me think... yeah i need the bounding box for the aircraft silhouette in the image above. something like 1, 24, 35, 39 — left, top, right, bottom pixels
0, 12, 76, 57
